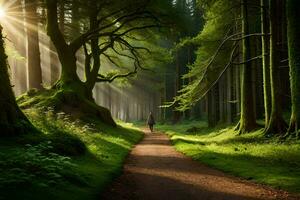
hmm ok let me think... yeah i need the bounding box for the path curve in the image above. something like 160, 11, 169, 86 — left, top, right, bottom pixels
102, 129, 299, 200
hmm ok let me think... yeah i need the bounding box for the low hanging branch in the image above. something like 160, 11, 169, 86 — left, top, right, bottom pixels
173, 30, 270, 111
96, 64, 138, 83
232, 55, 262, 65
174, 41, 240, 111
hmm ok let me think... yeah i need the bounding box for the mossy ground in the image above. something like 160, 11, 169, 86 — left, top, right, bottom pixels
18, 88, 116, 126
0, 91, 143, 200
156, 121, 300, 194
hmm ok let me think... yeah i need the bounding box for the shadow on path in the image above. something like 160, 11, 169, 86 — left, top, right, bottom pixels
101, 130, 298, 200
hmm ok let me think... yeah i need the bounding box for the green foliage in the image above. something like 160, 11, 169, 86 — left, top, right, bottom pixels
173, 0, 239, 110
1, 92, 143, 199
0, 142, 79, 190
157, 122, 300, 193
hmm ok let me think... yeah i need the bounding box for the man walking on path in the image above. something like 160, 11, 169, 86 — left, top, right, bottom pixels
147, 112, 155, 132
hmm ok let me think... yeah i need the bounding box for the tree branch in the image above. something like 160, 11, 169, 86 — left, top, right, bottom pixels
232, 55, 262, 65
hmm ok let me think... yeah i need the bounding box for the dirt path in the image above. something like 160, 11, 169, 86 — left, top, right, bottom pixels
102, 129, 299, 200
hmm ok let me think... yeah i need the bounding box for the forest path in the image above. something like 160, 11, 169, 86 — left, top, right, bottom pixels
101, 129, 298, 200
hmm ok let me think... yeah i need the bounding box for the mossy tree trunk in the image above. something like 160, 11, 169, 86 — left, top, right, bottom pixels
261, 0, 271, 128
25, 0, 43, 90
286, 0, 300, 137
0, 25, 33, 136
265, 0, 287, 135
46, 0, 116, 126
238, 0, 257, 134
46, 0, 91, 98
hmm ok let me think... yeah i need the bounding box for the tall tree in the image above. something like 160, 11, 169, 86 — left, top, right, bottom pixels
45, 0, 162, 125
286, 0, 300, 137
261, 0, 271, 128
0, 25, 32, 135
238, 0, 257, 134
49, 1, 64, 85
265, 0, 287, 135
12, 0, 28, 95
25, 0, 43, 90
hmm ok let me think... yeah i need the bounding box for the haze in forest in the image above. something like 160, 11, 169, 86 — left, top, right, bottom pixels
0, 0, 300, 200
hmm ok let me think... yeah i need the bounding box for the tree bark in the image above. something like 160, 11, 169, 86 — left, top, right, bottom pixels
85, 4, 101, 97
173, 50, 182, 123
50, 1, 64, 85
0, 25, 32, 136
25, 0, 43, 90
286, 0, 300, 137
12, 0, 27, 95
207, 89, 217, 127
265, 0, 287, 135
226, 67, 233, 123
49, 41, 60, 85
238, 0, 257, 134
46, 0, 84, 90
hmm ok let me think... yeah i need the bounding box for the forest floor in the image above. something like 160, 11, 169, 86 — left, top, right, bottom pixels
0, 97, 143, 200
102, 128, 299, 200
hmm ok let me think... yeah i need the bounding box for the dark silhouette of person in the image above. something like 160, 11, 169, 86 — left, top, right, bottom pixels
147, 112, 155, 132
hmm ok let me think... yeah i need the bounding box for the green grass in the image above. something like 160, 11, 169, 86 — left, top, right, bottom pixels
156, 121, 300, 194
0, 106, 143, 200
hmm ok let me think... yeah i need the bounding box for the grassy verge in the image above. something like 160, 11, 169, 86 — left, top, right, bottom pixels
156, 121, 300, 194
0, 106, 143, 200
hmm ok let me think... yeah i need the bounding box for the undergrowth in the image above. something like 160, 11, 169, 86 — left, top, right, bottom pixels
0, 91, 143, 200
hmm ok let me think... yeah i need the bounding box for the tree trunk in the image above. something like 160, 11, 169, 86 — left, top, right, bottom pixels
50, 1, 64, 85
45, 0, 116, 126
58, 49, 81, 85
12, 0, 27, 95
265, 0, 287, 135
85, 5, 101, 97
226, 67, 233, 123
235, 60, 241, 119
207, 89, 217, 127
173, 50, 182, 123
50, 41, 60, 85
0, 25, 32, 136
238, 0, 257, 134
25, 0, 43, 90
279, 0, 290, 113
286, 0, 300, 137
219, 77, 225, 123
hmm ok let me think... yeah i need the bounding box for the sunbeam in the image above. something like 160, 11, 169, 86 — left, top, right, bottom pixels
0, 7, 6, 19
